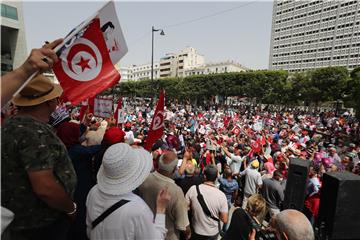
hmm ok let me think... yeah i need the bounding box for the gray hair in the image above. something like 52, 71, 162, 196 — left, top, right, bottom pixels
274, 209, 314, 240
158, 152, 178, 173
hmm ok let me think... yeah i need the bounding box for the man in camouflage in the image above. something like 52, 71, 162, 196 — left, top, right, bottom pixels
1, 74, 77, 240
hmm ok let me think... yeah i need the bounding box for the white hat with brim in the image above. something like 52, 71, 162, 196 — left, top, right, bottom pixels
97, 143, 153, 195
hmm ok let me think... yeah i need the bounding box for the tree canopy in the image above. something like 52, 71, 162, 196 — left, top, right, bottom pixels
103, 66, 359, 117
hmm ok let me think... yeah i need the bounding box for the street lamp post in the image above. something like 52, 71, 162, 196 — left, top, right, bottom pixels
151, 26, 165, 86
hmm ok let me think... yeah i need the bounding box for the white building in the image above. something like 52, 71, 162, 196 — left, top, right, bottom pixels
269, 0, 360, 72
159, 47, 205, 78
1, 1, 27, 75
184, 61, 248, 76
118, 62, 160, 82
119, 47, 248, 81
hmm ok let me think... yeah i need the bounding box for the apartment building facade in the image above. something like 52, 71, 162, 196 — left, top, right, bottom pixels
269, 0, 360, 72
118, 62, 160, 82
159, 47, 205, 78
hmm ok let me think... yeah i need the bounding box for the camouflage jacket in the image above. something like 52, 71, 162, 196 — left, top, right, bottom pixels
1, 115, 77, 230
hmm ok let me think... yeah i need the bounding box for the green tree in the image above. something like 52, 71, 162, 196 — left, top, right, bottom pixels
309, 66, 349, 104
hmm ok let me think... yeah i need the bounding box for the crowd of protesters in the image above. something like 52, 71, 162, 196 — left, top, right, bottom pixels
1, 41, 360, 240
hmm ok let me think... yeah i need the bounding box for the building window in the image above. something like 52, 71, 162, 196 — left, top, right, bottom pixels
1, 4, 18, 20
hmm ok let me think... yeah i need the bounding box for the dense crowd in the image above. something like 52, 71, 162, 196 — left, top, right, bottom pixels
1, 40, 359, 240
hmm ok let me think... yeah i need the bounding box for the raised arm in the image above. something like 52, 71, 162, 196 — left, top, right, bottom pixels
1, 39, 63, 107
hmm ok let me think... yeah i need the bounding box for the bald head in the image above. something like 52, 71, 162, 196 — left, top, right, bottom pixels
185, 162, 195, 175
158, 151, 178, 174
271, 209, 314, 240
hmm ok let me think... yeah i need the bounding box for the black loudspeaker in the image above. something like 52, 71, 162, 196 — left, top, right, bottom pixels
283, 158, 310, 211
317, 172, 360, 240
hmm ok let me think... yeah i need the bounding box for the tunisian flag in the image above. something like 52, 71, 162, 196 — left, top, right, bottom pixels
231, 125, 241, 136
79, 97, 95, 121
53, 18, 120, 105
144, 89, 165, 151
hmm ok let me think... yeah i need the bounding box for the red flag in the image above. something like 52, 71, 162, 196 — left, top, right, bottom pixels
114, 98, 122, 125
54, 18, 120, 105
231, 125, 241, 136
251, 138, 262, 154
79, 97, 95, 121
144, 89, 165, 151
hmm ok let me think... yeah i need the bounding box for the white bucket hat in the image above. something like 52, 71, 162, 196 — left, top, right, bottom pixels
97, 143, 153, 195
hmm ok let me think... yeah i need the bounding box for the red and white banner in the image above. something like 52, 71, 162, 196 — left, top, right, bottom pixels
53, 18, 120, 105
144, 89, 165, 151
94, 97, 113, 118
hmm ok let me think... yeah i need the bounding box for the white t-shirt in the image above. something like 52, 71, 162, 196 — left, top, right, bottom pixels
86, 186, 167, 240
226, 154, 244, 174
185, 184, 228, 236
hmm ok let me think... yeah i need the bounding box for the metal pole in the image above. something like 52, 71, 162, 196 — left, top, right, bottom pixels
151, 26, 154, 84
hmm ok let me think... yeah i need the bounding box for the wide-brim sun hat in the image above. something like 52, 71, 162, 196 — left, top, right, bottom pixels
97, 143, 153, 195
12, 74, 63, 106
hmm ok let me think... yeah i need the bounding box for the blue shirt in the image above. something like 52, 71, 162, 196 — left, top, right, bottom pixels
218, 177, 239, 202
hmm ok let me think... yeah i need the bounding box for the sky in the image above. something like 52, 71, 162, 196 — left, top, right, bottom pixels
22, 0, 273, 70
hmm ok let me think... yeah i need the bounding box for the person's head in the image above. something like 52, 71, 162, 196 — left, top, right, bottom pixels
251, 160, 260, 169
234, 147, 240, 155
102, 127, 126, 146
56, 121, 81, 148
97, 143, 153, 195
185, 162, 195, 176
246, 194, 267, 219
12, 74, 62, 121
223, 168, 233, 179
273, 169, 284, 181
204, 164, 218, 182
158, 151, 178, 177
329, 147, 337, 156
269, 209, 314, 240
264, 161, 276, 174
309, 165, 320, 178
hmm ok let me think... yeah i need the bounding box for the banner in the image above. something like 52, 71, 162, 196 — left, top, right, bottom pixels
94, 97, 113, 118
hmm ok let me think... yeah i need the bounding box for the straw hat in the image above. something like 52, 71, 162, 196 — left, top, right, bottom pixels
97, 143, 152, 195
12, 74, 63, 106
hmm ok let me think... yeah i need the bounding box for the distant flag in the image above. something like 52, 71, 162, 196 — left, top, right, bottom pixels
231, 125, 241, 136
144, 89, 165, 151
114, 98, 122, 125
79, 97, 95, 122
251, 138, 262, 154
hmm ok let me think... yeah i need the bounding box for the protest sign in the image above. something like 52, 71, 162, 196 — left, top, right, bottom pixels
94, 97, 113, 118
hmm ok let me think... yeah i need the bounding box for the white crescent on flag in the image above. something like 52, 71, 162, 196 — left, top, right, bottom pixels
60, 38, 102, 81
152, 110, 164, 131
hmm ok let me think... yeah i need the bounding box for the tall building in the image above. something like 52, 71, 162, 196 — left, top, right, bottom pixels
269, 0, 360, 72
1, 1, 27, 75
159, 47, 205, 78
